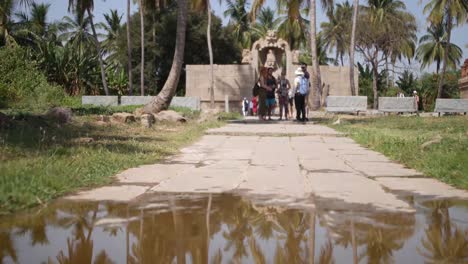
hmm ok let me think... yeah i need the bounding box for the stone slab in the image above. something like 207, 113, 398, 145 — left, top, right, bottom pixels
326, 96, 367, 112
82, 96, 118, 106
120, 96, 154, 106
116, 164, 193, 184
66, 185, 149, 202
120, 96, 201, 110
376, 178, 468, 199
206, 123, 342, 136
434, 99, 468, 113
306, 172, 413, 212
378, 97, 417, 112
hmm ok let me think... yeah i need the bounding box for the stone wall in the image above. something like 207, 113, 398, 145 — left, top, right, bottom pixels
186, 64, 359, 111
185, 64, 256, 110
459, 77, 468, 99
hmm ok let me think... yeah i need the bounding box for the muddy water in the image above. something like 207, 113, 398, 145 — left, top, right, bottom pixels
0, 194, 467, 264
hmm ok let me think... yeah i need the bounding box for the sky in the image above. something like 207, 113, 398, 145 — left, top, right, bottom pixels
37, 0, 468, 74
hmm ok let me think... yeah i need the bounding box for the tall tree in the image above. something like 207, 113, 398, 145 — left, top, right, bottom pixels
224, 0, 252, 48
416, 23, 463, 74
356, 0, 416, 109
0, 0, 33, 45
68, 0, 110, 95
321, 1, 352, 66
424, 0, 467, 98
192, 0, 215, 108
137, 0, 145, 95
349, 0, 359, 95
127, 0, 134, 95
309, 0, 333, 110
143, 0, 188, 113
275, 0, 310, 49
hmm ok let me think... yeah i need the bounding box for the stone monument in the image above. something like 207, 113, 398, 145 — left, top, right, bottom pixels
459, 59, 468, 99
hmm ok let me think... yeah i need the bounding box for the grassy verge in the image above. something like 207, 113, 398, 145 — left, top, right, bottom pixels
0, 110, 222, 214
323, 116, 468, 189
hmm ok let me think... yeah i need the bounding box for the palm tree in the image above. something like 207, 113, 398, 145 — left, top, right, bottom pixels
251, 7, 278, 38
126, 0, 134, 95
99, 10, 123, 66
321, 1, 352, 66
309, 0, 334, 110
224, 0, 253, 48
275, 0, 310, 50
416, 22, 463, 74
424, 0, 467, 98
349, 0, 359, 95
192, 0, 215, 108
143, 0, 188, 113
0, 0, 33, 45
68, 0, 110, 95
135, 0, 145, 96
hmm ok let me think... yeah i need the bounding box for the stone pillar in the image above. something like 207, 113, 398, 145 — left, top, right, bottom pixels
225, 95, 229, 113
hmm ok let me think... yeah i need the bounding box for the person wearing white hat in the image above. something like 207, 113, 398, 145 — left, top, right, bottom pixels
294, 67, 309, 122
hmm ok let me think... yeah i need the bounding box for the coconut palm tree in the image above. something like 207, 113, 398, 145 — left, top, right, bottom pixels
0, 0, 33, 45
126, 0, 134, 95
275, 0, 310, 50
68, 0, 110, 95
251, 7, 278, 38
134, 0, 146, 96
349, 0, 359, 95
99, 9, 124, 67
192, 0, 215, 108
424, 0, 467, 98
143, 0, 188, 113
321, 1, 352, 66
416, 22, 463, 74
224, 0, 253, 48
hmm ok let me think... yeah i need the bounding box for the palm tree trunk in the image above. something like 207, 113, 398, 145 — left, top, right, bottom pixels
207, 1, 215, 108
372, 58, 378, 109
88, 10, 109, 95
349, 0, 359, 96
436, 60, 440, 75
438, 15, 451, 98
351, 214, 358, 264
309, 0, 320, 110
308, 210, 316, 264
139, 0, 145, 96
143, 0, 188, 113
127, 0, 134, 95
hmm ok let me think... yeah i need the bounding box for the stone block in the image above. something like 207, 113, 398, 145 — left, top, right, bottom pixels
120, 96, 154, 106
170, 97, 201, 110
378, 97, 417, 112
325, 96, 367, 113
434, 99, 468, 113
82, 96, 118, 106
112, 113, 136, 123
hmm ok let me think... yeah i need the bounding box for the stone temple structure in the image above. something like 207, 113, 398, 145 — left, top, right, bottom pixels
185, 30, 359, 110
459, 59, 468, 99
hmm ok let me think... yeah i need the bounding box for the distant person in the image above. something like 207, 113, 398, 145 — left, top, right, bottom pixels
294, 67, 309, 122
249, 99, 253, 115
397, 91, 405, 98
258, 67, 269, 120
301, 63, 311, 121
242, 97, 249, 117
277, 72, 291, 120
252, 96, 258, 116
265, 67, 277, 120
413, 90, 419, 112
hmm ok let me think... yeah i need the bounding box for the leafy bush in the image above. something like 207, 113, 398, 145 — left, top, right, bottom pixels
0, 46, 64, 110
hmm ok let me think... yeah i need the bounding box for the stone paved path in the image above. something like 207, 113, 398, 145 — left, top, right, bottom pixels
67, 119, 468, 212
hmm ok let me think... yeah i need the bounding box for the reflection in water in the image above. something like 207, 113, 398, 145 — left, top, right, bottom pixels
0, 194, 467, 263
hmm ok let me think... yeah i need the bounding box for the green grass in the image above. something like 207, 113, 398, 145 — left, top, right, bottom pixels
324, 116, 468, 189
0, 111, 222, 214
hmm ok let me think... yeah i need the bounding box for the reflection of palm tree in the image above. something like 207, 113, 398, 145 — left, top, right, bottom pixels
318, 240, 335, 264
0, 231, 17, 263
359, 228, 403, 264
222, 201, 253, 261
418, 200, 468, 263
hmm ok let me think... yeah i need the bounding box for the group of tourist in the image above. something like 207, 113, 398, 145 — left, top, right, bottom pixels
243, 63, 311, 122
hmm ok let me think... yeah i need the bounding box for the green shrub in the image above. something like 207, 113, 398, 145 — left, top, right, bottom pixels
0, 46, 64, 110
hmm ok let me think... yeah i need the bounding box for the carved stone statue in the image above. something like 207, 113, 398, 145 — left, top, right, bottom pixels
241, 49, 252, 64
462, 59, 468, 78
292, 50, 300, 64
266, 30, 278, 45
264, 49, 276, 68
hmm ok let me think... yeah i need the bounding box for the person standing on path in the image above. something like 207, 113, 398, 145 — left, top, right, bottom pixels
242, 97, 249, 117
294, 67, 309, 122
413, 90, 420, 114
277, 72, 291, 120
301, 63, 311, 121
252, 96, 258, 116
258, 67, 269, 120
265, 67, 277, 121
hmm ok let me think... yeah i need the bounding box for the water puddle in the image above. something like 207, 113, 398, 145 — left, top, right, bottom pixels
1, 193, 467, 263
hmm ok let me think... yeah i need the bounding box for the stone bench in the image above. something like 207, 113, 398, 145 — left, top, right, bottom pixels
378, 97, 417, 113
83, 96, 201, 110
82, 96, 118, 106
325, 96, 368, 114
434, 99, 468, 115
